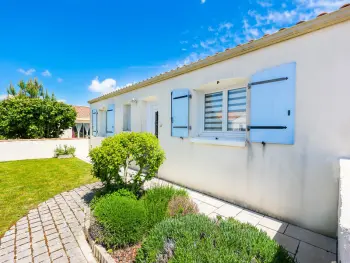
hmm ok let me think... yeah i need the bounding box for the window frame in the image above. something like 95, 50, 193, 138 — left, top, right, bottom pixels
200, 86, 247, 139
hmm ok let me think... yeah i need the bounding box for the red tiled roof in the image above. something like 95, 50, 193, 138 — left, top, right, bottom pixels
73, 106, 90, 119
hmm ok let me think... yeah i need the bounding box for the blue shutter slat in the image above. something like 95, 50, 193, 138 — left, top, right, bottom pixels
171, 89, 190, 138
91, 109, 98, 137
106, 104, 115, 136
249, 62, 296, 144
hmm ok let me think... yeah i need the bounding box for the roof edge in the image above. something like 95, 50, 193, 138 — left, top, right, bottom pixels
89, 6, 350, 104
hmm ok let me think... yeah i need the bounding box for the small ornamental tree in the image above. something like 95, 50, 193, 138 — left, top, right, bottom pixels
0, 97, 76, 139
89, 132, 166, 193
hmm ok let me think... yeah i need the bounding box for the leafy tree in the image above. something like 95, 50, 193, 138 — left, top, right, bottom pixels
89, 132, 166, 193
0, 97, 76, 139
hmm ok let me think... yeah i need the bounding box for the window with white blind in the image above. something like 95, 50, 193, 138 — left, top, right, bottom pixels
203, 87, 247, 135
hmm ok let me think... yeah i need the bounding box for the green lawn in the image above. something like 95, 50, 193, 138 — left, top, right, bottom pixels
0, 158, 97, 237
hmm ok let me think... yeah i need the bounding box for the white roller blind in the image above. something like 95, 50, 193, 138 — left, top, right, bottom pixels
204, 91, 223, 131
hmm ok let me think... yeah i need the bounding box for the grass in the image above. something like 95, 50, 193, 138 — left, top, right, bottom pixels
0, 158, 97, 236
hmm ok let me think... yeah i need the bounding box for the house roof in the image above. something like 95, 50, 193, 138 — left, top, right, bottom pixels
89, 4, 350, 104
73, 106, 90, 121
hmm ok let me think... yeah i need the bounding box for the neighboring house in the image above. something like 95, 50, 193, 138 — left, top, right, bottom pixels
61, 106, 91, 138
89, 6, 350, 237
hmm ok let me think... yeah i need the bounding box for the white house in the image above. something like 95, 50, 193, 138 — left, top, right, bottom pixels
89, 5, 350, 237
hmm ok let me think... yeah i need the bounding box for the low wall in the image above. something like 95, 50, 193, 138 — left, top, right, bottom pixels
0, 138, 89, 162
339, 159, 350, 263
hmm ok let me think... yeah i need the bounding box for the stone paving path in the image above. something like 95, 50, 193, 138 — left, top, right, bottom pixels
0, 182, 102, 263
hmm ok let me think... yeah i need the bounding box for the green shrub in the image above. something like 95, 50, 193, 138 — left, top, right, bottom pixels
90, 188, 137, 209
93, 195, 147, 249
167, 196, 198, 217
142, 186, 187, 229
89, 132, 165, 193
136, 214, 295, 263
54, 145, 76, 157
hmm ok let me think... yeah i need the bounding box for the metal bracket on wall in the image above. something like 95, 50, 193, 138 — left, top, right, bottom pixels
248, 77, 288, 89
247, 126, 287, 131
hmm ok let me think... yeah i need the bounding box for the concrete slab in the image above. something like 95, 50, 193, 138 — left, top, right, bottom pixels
196, 201, 217, 215
215, 204, 243, 218
235, 211, 261, 226
295, 242, 336, 263
259, 216, 288, 233
257, 225, 299, 254
285, 225, 336, 253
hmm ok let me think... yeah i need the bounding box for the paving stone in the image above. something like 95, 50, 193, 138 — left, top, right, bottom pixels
16, 237, 30, 247
1, 235, 15, 243
32, 241, 46, 250
30, 226, 43, 234
46, 233, 59, 241
215, 203, 243, 218
16, 233, 29, 241
259, 216, 288, 233
285, 225, 336, 253
295, 242, 336, 263
50, 249, 66, 261
0, 239, 14, 249
193, 194, 226, 208
63, 241, 79, 251
44, 228, 57, 236
16, 244, 31, 253
234, 211, 261, 226
0, 245, 14, 256
16, 255, 33, 263
3, 230, 15, 237
16, 249, 32, 260
33, 246, 48, 257
0, 251, 14, 262
33, 252, 50, 263
257, 225, 299, 254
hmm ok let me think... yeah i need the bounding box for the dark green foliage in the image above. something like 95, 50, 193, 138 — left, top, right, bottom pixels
142, 186, 187, 229
90, 188, 137, 210
136, 214, 295, 263
93, 195, 147, 249
89, 132, 165, 193
0, 97, 76, 139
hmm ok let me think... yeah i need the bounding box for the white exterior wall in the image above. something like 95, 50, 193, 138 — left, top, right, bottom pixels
338, 159, 350, 262
0, 139, 89, 162
90, 21, 350, 237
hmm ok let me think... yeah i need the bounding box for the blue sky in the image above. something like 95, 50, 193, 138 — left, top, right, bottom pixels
0, 0, 346, 105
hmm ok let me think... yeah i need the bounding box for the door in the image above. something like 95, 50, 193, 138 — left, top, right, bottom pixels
147, 104, 159, 137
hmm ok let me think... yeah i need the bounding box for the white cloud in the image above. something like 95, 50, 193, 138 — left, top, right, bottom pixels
18, 68, 35, 76
242, 19, 261, 41
57, 99, 66, 103
201, 0, 206, 3
208, 26, 215, 32
262, 27, 278, 35
299, 0, 348, 9
219, 22, 234, 31
88, 77, 118, 94
180, 40, 188, 44
192, 43, 199, 48
129, 64, 169, 69
57, 78, 63, 83
42, 70, 52, 77
257, 0, 273, 7
0, 94, 8, 100
182, 48, 187, 51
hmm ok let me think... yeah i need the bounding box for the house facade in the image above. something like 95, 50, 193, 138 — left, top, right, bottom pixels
61, 106, 91, 138
89, 6, 350, 237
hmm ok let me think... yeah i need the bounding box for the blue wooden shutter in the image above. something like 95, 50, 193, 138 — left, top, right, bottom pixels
106, 104, 115, 136
249, 62, 296, 144
171, 89, 190, 138
91, 109, 98, 136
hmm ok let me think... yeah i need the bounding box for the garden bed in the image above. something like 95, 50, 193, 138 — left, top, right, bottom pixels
86, 132, 295, 263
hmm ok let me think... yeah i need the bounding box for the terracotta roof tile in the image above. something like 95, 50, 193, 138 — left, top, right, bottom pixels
73, 106, 90, 119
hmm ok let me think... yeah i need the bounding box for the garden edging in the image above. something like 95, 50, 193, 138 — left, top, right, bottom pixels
84, 207, 115, 263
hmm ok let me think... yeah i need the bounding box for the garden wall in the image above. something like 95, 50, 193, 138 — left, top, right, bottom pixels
0, 138, 89, 162
338, 159, 350, 263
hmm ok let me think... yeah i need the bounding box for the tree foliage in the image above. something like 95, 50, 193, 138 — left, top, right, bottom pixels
89, 132, 166, 193
0, 97, 76, 139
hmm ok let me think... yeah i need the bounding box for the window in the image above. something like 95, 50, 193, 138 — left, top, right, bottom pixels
123, 104, 131, 131
203, 87, 247, 134
204, 92, 223, 131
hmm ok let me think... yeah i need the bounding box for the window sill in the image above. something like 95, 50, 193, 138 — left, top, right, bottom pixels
190, 137, 246, 147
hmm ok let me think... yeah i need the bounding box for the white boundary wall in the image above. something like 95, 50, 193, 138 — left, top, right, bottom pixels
0, 139, 89, 162
339, 159, 350, 263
